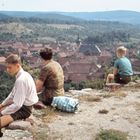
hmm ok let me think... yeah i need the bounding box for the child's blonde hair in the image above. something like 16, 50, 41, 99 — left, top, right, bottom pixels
117, 46, 127, 57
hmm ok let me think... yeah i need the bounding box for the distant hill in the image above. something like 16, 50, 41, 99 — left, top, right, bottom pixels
0, 11, 83, 23
0, 10, 140, 44
60, 10, 140, 25
1, 10, 140, 25
0, 13, 11, 20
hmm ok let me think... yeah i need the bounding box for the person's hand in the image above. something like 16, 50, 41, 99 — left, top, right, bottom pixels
0, 104, 3, 110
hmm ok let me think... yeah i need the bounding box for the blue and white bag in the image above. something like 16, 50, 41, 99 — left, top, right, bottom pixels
51, 96, 79, 113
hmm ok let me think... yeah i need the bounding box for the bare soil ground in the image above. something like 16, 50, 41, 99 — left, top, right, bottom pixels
1, 86, 140, 140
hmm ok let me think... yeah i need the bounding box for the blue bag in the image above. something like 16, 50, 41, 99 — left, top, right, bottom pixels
51, 96, 79, 113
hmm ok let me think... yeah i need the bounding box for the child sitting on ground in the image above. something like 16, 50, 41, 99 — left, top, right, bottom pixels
106, 46, 133, 84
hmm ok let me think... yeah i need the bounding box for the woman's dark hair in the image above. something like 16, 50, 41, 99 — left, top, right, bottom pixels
40, 47, 53, 60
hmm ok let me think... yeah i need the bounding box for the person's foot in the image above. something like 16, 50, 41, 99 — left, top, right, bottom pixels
0, 131, 3, 137
33, 101, 46, 110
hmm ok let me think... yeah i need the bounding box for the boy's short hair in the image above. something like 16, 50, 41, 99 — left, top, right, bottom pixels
39, 47, 53, 60
117, 46, 127, 56
5, 54, 21, 64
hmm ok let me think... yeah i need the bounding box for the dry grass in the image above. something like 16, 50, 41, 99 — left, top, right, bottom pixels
100, 93, 114, 98
33, 107, 57, 124
0, 22, 31, 34
47, 24, 84, 29
134, 102, 140, 112
79, 95, 102, 102
101, 90, 127, 99
115, 91, 127, 98
98, 109, 109, 114
42, 107, 57, 123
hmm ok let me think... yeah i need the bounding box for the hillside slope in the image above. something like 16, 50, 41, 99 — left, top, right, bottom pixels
1, 83, 140, 140
61, 10, 140, 25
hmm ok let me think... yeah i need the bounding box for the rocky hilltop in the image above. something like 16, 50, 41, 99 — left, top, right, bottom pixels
1, 82, 140, 140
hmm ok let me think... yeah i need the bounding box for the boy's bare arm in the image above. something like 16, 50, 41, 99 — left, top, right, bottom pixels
36, 79, 44, 93
113, 68, 118, 75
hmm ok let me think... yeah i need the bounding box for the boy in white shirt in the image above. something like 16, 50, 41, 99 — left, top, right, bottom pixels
0, 54, 38, 129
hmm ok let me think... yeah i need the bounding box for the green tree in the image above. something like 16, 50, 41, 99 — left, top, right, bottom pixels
0, 71, 15, 103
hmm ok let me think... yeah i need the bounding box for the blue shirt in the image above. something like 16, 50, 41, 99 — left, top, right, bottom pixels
114, 57, 133, 76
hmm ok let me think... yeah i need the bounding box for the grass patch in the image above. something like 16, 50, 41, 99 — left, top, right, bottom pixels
95, 129, 128, 140
100, 91, 127, 99
115, 91, 127, 98
33, 107, 56, 124
79, 95, 101, 102
134, 102, 140, 112
98, 109, 109, 114
100, 93, 114, 98
42, 107, 56, 123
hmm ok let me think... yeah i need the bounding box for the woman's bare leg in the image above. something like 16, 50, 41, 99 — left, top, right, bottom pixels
106, 74, 114, 83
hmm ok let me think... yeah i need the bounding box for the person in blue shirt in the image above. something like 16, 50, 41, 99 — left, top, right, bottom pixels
106, 46, 133, 84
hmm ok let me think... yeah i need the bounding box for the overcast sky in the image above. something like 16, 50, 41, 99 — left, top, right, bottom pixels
0, 0, 140, 12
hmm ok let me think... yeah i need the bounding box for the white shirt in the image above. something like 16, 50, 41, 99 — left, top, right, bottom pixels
1, 68, 38, 115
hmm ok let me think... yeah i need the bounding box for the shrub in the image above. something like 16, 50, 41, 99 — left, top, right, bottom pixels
64, 79, 105, 92
83, 80, 104, 89
95, 129, 127, 140
0, 72, 15, 102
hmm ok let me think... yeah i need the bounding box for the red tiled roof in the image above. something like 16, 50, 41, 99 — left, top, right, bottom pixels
29, 47, 42, 52
0, 57, 6, 63
66, 62, 98, 74
68, 63, 91, 74
68, 73, 88, 83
